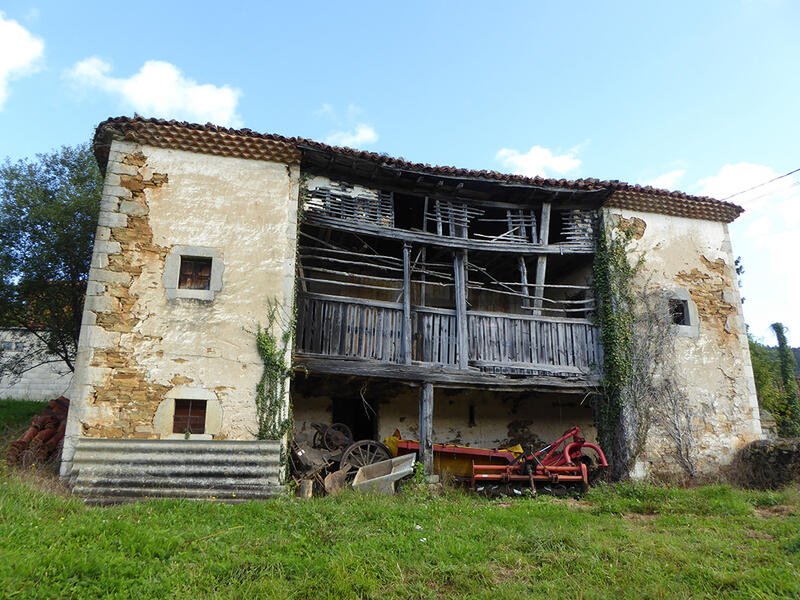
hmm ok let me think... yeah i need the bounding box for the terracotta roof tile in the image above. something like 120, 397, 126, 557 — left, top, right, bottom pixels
93, 116, 744, 223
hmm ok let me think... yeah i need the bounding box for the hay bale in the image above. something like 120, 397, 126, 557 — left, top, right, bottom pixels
736, 438, 800, 489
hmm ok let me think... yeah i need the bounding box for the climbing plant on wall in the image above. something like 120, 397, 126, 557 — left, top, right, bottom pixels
592, 215, 697, 478
254, 300, 295, 442
593, 219, 638, 477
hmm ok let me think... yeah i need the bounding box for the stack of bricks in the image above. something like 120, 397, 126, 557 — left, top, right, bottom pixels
7, 397, 70, 467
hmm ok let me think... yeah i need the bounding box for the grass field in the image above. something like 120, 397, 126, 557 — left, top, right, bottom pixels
1, 400, 798, 599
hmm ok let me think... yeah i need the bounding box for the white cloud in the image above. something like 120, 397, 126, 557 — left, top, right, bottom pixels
65, 57, 242, 127
495, 146, 580, 178
324, 124, 378, 147
644, 169, 686, 190
695, 162, 798, 208
316, 103, 378, 148
0, 11, 44, 109
697, 163, 800, 340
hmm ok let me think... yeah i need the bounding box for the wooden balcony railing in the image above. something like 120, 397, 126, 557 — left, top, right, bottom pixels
295, 293, 601, 377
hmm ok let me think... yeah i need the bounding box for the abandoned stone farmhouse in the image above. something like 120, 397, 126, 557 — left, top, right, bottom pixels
60, 116, 762, 498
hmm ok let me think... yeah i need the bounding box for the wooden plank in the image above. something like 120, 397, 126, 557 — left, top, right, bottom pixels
533, 201, 551, 315
403, 243, 413, 365
304, 213, 594, 255
293, 356, 601, 390
519, 256, 530, 309
419, 383, 435, 475
299, 291, 403, 310
453, 249, 469, 369
470, 359, 586, 374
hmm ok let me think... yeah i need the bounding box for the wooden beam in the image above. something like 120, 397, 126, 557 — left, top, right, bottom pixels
518, 256, 530, 309
533, 202, 551, 315
453, 250, 469, 369
403, 242, 413, 364
419, 383, 434, 475
304, 214, 593, 255
292, 355, 601, 391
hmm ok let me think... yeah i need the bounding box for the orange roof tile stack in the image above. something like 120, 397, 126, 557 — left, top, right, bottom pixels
6, 397, 69, 468
93, 116, 744, 223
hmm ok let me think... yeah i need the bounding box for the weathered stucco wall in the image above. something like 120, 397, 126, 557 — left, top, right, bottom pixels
609, 208, 762, 475
0, 330, 73, 400
61, 139, 298, 475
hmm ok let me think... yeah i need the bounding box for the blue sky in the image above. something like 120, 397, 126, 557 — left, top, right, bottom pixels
1, 1, 798, 344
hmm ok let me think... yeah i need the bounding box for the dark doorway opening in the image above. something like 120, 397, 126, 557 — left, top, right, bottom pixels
332, 395, 378, 442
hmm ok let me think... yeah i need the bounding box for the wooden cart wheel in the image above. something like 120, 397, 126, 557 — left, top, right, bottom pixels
339, 440, 392, 473
324, 423, 353, 451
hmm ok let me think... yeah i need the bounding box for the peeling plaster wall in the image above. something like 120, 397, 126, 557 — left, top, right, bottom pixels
608, 209, 762, 475
61, 139, 299, 476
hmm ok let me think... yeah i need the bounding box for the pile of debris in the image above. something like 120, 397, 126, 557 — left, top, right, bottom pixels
290, 422, 410, 496
6, 396, 69, 469
736, 438, 800, 489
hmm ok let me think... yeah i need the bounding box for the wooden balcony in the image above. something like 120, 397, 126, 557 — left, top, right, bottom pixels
294, 292, 601, 390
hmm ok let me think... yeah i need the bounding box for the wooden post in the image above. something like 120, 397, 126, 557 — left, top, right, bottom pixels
518, 256, 530, 309
403, 242, 412, 364
453, 249, 469, 369
419, 382, 434, 475
533, 202, 551, 315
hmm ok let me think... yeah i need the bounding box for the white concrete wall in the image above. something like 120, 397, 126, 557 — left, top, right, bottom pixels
0, 330, 72, 400
62, 139, 299, 476
608, 209, 762, 475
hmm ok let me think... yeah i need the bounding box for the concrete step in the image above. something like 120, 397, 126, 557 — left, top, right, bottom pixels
73, 475, 281, 490
74, 438, 281, 454
73, 463, 281, 478
72, 484, 284, 499
72, 452, 280, 468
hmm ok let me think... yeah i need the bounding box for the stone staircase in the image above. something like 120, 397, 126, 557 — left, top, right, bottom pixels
69, 438, 284, 505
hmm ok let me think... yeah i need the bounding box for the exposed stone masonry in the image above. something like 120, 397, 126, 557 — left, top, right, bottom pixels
82, 147, 172, 439
674, 255, 738, 343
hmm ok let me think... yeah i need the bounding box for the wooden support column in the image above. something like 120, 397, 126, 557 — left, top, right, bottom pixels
403, 242, 413, 364
533, 202, 551, 315
419, 382, 434, 475
453, 249, 469, 369
518, 256, 530, 309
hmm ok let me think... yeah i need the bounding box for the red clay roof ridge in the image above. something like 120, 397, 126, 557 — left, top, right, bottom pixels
93, 115, 744, 222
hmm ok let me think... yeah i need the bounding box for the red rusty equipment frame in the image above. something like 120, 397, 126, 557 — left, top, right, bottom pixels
392, 426, 608, 492
470, 426, 608, 491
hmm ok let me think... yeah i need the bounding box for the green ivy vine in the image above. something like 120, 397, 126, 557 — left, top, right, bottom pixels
592, 217, 639, 474
254, 300, 295, 442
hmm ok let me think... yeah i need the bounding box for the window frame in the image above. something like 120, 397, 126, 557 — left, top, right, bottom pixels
666, 288, 699, 338
172, 398, 208, 434
163, 245, 224, 301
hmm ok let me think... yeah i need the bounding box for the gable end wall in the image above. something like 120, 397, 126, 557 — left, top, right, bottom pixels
61, 139, 299, 477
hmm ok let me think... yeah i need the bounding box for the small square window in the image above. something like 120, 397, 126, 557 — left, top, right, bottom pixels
173, 399, 207, 434
669, 299, 690, 326
178, 257, 212, 290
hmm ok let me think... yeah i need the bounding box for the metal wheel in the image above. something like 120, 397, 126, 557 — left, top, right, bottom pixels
339, 440, 392, 473
324, 423, 353, 451
311, 423, 327, 449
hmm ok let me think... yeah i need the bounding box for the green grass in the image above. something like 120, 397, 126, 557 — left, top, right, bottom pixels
0, 477, 797, 599
0, 398, 47, 432
0, 401, 798, 599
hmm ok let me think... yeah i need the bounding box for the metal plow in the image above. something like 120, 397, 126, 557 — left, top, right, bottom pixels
470, 426, 608, 496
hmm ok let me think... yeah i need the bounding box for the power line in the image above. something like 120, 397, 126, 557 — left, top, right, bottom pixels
741, 180, 800, 205
721, 167, 800, 200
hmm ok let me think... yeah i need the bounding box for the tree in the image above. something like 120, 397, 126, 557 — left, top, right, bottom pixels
748, 333, 782, 415
770, 323, 800, 437
0, 143, 102, 377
